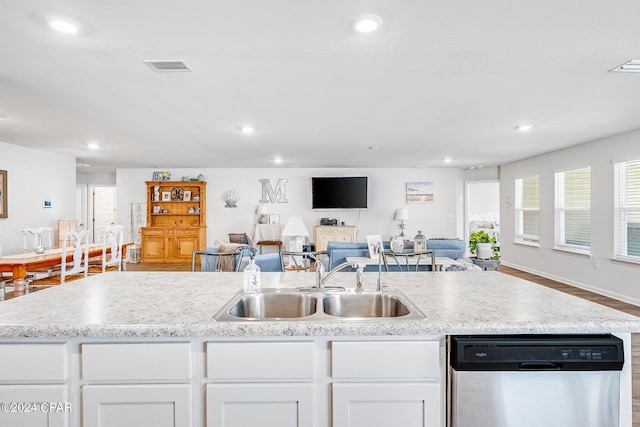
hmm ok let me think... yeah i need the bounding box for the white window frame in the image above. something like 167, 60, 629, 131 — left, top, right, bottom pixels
515, 175, 540, 246
614, 159, 640, 263
554, 167, 591, 255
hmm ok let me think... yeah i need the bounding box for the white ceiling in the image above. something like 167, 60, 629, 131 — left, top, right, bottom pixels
1, 1, 640, 173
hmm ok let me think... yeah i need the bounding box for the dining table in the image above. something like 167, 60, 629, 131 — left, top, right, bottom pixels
0, 242, 132, 282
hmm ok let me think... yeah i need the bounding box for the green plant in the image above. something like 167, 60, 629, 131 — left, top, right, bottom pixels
469, 231, 500, 259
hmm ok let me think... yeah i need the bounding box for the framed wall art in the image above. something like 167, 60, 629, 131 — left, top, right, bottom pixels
406, 181, 434, 204
366, 234, 383, 259
0, 170, 6, 218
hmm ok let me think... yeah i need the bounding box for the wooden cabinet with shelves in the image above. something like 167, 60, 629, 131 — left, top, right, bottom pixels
142, 181, 207, 263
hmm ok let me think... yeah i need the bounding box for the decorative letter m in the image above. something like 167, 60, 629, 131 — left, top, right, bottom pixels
259, 179, 288, 203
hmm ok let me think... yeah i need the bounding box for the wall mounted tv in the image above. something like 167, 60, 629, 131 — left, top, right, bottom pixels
311, 176, 368, 209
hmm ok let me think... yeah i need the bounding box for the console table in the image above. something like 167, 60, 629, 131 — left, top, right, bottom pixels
253, 224, 284, 254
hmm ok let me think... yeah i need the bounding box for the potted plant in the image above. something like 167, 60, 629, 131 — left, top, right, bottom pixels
469, 231, 499, 260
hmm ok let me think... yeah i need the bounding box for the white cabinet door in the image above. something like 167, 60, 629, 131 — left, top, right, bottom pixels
332, 383, 442, 427
83, 384, 191, 427
207, 383, 313, 427
0, 385, 68, 427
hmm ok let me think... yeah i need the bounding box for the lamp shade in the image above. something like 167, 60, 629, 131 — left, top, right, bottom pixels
256, 204, 269, 215
394, 208, 409, 221
281, 217, 310, 237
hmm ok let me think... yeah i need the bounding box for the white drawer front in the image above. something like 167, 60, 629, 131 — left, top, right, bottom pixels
207, 342, 314, 380
0, 343, 68, 381
82, 343, 192, 381
332, 341, 441, 380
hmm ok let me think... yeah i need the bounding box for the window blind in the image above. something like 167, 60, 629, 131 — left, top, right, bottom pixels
515, 176, 540, 244
555, 167, 591, 252
614, 160, 640, 260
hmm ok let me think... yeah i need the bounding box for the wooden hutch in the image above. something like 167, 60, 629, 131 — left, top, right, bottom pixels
141, 181, 207, 263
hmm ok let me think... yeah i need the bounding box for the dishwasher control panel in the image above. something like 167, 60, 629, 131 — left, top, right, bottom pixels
450, 334, 624, 371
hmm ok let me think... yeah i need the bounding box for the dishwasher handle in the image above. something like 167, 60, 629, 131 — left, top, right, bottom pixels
518, 362, 561, 370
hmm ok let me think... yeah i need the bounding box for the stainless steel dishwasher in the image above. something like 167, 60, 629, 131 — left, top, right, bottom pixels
449, 334, 624, 427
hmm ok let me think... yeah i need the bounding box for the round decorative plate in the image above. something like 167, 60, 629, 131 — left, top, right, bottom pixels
171, 187, 184, 201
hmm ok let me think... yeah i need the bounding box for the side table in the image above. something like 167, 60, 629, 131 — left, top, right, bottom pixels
471, 258, 500, 271
256, 240, 282, 254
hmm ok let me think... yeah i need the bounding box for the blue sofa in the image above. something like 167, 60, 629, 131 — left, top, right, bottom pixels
326, 241, 388, 271
425, 238, 466, 259
326, 238, 466, 272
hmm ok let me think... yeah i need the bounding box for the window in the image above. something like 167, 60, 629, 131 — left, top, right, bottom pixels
614, 159, 640, 262
554, 167, 591, 253
515, 176, 540, 245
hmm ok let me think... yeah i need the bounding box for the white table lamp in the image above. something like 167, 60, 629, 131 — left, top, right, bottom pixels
256, 204, 269, 224
394, 208, 409, 237
281, 217, 310, 267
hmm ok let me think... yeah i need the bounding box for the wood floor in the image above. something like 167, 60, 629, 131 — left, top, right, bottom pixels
5, 262, 640, 424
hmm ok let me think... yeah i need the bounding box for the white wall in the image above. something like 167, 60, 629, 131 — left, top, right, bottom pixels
0, 141, 76, 255
500, 128, 640, 305
116, 167, 464, 246
467, 182, 500, 214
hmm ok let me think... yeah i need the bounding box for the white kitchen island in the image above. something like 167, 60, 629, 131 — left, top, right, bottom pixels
0, 271, 639, 427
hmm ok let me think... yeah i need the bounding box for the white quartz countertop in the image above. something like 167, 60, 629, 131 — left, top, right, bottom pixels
0, 271, 639, 338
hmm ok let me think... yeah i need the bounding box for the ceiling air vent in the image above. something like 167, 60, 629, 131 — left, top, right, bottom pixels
609, 59, 640, 73
143, 60, 191, 72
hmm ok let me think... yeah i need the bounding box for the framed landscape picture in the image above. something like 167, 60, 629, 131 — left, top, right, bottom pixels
0, 170, 6, 218
406, 181, 434, 204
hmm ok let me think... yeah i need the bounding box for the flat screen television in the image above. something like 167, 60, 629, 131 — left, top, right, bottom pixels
311, 176, 368, 209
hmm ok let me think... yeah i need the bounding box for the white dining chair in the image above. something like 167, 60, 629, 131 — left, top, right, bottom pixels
30, 230, 89, 285
22, 227, 53, 253
88, 225, 125, 273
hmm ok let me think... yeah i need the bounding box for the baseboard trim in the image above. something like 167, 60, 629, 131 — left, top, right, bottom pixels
501, 261, 640, 308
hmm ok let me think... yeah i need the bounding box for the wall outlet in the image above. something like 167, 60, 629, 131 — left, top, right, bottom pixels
593, 260, 600, 269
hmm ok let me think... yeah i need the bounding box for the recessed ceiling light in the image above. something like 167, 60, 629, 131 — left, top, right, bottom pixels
49, 19, 79, 34
368, 145, 379, 150
516, 124, 534, 132
354, 15, 383, 33
273, 157, 283, 164
443, 157, 452, 163
87, 142, 100, 150
610, 59, 640, 73
240, 125, 255, 134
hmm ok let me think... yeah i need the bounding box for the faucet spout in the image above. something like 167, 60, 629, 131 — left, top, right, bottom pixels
317, 261, 359, 288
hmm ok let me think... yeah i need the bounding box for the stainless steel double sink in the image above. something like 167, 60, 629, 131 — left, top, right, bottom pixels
213, 288, 425, 321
